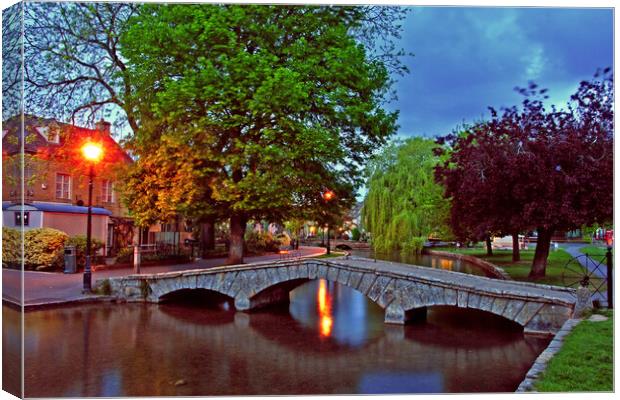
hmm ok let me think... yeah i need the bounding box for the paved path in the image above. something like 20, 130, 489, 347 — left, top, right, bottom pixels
560, 243, 610, 307
560, 243, 608, 278
2, 246, 326, 306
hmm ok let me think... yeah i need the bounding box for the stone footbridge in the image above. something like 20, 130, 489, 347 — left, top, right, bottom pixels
100, 257, 579, 335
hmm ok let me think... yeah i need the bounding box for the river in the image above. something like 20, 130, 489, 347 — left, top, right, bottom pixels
3, 263, 549, 396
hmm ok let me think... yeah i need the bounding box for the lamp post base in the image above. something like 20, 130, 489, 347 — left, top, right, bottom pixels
83, 255, 92, 292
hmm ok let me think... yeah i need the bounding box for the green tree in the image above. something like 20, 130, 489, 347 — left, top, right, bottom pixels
362, 137, 451, 254
120, 5, 403, 264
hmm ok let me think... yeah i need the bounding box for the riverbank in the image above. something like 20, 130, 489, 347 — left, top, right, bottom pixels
423, 249, 511, 279
434, 247, 573, 286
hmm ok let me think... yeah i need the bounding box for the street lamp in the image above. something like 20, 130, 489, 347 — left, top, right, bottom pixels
322, 190, 335, 255
81, 141, 103, 292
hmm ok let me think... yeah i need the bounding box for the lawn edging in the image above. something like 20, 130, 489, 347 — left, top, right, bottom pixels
515, 318, 582, 392
424, 249, 512, 280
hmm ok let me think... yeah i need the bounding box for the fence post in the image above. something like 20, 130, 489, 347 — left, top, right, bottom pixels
606, 246, 613, 309
134, 245, 141, 274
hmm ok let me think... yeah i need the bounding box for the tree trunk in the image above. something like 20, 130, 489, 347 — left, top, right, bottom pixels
529, 227, 553, 279
201, 216, 216, 256
512, 231, 520, 262
485, 235, 493, 256
227, 213, 247, 265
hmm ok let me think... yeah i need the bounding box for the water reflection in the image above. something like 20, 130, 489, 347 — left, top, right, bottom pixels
7, 279, 550, 397
351, 249, 489, 276
290, 280, 384, 348
317, 280, 333, 337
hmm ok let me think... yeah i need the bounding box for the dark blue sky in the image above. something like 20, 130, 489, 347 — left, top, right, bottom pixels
388, 7, 614, 138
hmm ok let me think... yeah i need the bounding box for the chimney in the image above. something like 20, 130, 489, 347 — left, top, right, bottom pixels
95, 119, 111, 135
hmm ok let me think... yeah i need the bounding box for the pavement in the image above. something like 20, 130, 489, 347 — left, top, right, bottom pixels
560, 243, 609, 278
1, 246, 326, 307
559, 242, 611, 307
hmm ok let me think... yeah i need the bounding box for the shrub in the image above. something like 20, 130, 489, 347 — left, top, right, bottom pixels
275, 232, 291, 247
66, 235, 105, 269
400, 236, 426, 255
95, 279, 112, 295
24, 228, 69, 271
115, 247, 134, 264
245, 231, 279, 253
351, 227, 361, 241
2, 227, 21, 268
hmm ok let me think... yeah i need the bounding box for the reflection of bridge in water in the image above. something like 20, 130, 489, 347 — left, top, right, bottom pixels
19, 301, 549, 396
159, 303, 548, 393
103, 257, 578, 334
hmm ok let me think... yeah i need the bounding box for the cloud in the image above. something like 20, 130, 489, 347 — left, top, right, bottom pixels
390, 6, 613, 138
523, 45, 547, 80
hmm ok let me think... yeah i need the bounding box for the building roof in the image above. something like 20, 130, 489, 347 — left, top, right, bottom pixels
3, 201, 112, 216
2, 114, 133, 163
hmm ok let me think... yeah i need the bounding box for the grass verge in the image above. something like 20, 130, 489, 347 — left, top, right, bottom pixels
535, 310, 613, 392
579, 245, 610, 257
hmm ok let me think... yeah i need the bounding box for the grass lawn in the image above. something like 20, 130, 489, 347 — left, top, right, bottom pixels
535, 310, 613, 392
446, 246, 607, 295
579, 245, 610, 257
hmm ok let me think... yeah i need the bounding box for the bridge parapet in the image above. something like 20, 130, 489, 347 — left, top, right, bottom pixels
99, 257, 580, 335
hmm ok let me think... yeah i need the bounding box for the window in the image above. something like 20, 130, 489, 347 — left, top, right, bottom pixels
107, 224, 114, 249
24, 163, 34, 186
102, 180, 114, 203
55, 173, 71, 199
15, 211, 29, 226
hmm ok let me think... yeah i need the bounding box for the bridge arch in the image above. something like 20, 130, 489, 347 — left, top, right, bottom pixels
235, 262, 388, 312
106, 258, 577, 335
159, 287, 234, 308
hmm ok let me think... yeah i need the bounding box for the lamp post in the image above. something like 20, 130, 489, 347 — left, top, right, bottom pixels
605, 231, 613, 309
81, 141, 103, 292
322, 190, 334, 255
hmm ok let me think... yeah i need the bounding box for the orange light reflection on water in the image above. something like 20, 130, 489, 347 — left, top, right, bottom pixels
440, 259, 453, 270
317, 279, 333, 337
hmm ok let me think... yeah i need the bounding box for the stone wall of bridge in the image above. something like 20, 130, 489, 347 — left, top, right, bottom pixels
100, 257, 579, 335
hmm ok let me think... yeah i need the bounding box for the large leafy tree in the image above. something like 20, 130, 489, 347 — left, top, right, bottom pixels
436, 70, 613, 278
120, 4, 402, 264
362, 137, 451, 254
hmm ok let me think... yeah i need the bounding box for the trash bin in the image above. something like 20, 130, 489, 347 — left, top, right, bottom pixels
64, 245, 77, 274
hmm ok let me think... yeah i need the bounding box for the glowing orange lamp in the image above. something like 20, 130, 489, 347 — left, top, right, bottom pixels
81, 142, 103, 162
81, 140, 103, 292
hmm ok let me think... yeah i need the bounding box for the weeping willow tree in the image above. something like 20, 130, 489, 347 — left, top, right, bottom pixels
362, 137, 451, 253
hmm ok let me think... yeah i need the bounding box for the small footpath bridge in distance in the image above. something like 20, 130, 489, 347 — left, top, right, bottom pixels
100, 257, 579, 335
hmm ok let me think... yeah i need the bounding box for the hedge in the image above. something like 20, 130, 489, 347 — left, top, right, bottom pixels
2, 227, 104, 271
24, 228, 69, 271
